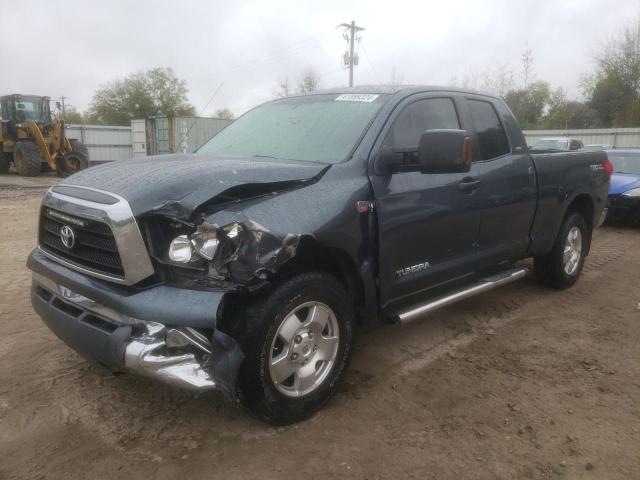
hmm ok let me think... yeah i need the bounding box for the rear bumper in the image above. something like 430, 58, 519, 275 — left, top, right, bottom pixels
28, 249, 243, 398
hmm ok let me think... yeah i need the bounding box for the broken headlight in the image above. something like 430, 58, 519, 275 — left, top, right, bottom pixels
168, 222, 241, 264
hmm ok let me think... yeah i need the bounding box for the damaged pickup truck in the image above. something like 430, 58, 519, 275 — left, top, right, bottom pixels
28, 86, 611, 424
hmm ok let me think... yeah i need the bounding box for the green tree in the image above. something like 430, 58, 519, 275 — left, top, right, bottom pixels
88, 67, 195, 125
504, 81, 551, 128
585, 18, 640, 126
537, 88, 600, 129
64, 110, 85, 124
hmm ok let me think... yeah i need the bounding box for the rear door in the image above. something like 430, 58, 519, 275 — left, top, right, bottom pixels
465, 97, 537, 269
371, 94, 482, 310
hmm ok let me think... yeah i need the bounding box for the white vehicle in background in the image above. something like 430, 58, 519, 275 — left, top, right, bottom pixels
583, 144, 615, 151
530, 137, 584, 151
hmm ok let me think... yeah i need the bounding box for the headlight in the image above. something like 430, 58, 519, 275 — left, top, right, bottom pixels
190, 224, 220, 260
168, 235, 193, 263
167, 222, 239, 264
622, 187, 640, 198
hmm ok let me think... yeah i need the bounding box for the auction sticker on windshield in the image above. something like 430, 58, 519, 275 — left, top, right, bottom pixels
334, 94, 379, 102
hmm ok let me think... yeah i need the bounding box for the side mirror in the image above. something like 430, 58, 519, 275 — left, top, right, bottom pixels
417, 129, 473, 174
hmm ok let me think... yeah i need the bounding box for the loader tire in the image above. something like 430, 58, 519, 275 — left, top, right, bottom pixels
56, 151, 88, 177
70, 139, 90, 160
14, 141, 42, 176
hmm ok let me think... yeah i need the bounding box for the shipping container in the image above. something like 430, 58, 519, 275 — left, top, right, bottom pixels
135, 116, 232, 156
130, 119, 147, 157
66, 124, 133, 162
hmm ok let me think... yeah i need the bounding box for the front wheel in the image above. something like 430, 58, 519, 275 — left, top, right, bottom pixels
534, 211, 589, 289
13, 141, 42, 176
233, 272, 354, 425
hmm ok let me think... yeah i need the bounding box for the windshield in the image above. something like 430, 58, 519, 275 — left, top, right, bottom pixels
607, 151, 640, 175
14, 96, 48, 122
197, 94, 386, 164
531, 139, 569, 151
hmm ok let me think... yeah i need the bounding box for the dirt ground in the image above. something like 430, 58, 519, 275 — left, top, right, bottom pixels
1, 172, 639, 480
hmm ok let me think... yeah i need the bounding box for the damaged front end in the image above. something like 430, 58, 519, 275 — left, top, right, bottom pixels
124, 322, 242, 398
29, 264, 244, 399
29, 161, 330, 401
145, 213, 302, 291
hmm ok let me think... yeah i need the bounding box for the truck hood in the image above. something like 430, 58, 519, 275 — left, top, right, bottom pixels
61, 154, 328, 218
609, 172, 640, 196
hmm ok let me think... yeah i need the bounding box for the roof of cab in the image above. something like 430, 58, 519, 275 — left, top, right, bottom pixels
303, 85, 502, 100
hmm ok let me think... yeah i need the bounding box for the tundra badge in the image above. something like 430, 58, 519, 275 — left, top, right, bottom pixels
396, 262, 431, 278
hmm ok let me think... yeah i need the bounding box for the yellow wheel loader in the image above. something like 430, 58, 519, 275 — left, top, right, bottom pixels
0, 94, 89, 177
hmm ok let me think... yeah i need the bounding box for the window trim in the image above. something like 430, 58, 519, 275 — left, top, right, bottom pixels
465, 97, 512, 163
369, 93, 467, 176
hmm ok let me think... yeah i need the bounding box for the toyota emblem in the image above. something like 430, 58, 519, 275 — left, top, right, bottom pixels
60, 225, 76, 249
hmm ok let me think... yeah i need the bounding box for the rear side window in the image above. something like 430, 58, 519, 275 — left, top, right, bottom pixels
385, 97, 460, 147
468, 100, 510, 160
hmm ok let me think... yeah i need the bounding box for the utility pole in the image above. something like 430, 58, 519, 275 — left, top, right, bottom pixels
339, 20, 365, 87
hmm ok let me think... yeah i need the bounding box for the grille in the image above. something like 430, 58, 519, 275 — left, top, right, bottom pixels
39, 208, 124, 277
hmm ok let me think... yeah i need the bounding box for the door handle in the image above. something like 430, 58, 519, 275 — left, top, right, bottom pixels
458, 177, 481, 192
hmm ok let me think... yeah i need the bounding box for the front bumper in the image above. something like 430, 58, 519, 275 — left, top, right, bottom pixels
28, 249, 243, 399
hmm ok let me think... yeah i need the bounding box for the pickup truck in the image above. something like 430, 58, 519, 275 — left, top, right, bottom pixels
28, 86, 611, 425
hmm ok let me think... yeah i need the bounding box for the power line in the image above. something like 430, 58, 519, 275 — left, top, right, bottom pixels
221, 30, 334, 76
176, 81, 224, 152
200, 31, 335, 114
338, 21, 365, 86
359, 44, 380, 83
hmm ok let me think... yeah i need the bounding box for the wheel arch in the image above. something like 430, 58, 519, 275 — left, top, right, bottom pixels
272, 236, 371, 325
565, 193, 594, 255
217, 234, 376, 334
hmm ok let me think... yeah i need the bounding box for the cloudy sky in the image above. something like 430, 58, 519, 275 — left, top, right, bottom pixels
1, 0, 638, 117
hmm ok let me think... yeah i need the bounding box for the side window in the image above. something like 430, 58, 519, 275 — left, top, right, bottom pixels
468, 99, 510, 160
385, 98, 460, 148
570, 140, 582, 150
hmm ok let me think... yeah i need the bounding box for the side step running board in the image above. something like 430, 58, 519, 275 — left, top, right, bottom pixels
398, 267, 528, 324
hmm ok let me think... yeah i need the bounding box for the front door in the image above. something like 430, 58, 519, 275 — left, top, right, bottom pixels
371, 95, 482, 311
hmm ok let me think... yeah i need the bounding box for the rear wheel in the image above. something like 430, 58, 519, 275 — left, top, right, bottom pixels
534, 211, 589, 289
233, 272, 354, 425
13, 141, 42, 176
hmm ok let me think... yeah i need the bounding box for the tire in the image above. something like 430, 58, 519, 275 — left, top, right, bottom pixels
13, 141, 42, 176
69, 139, 90, 160
232, 271, 354, 425
56, 151, 88, 177
534, 211, 589, 289
0, 152, 10, 174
